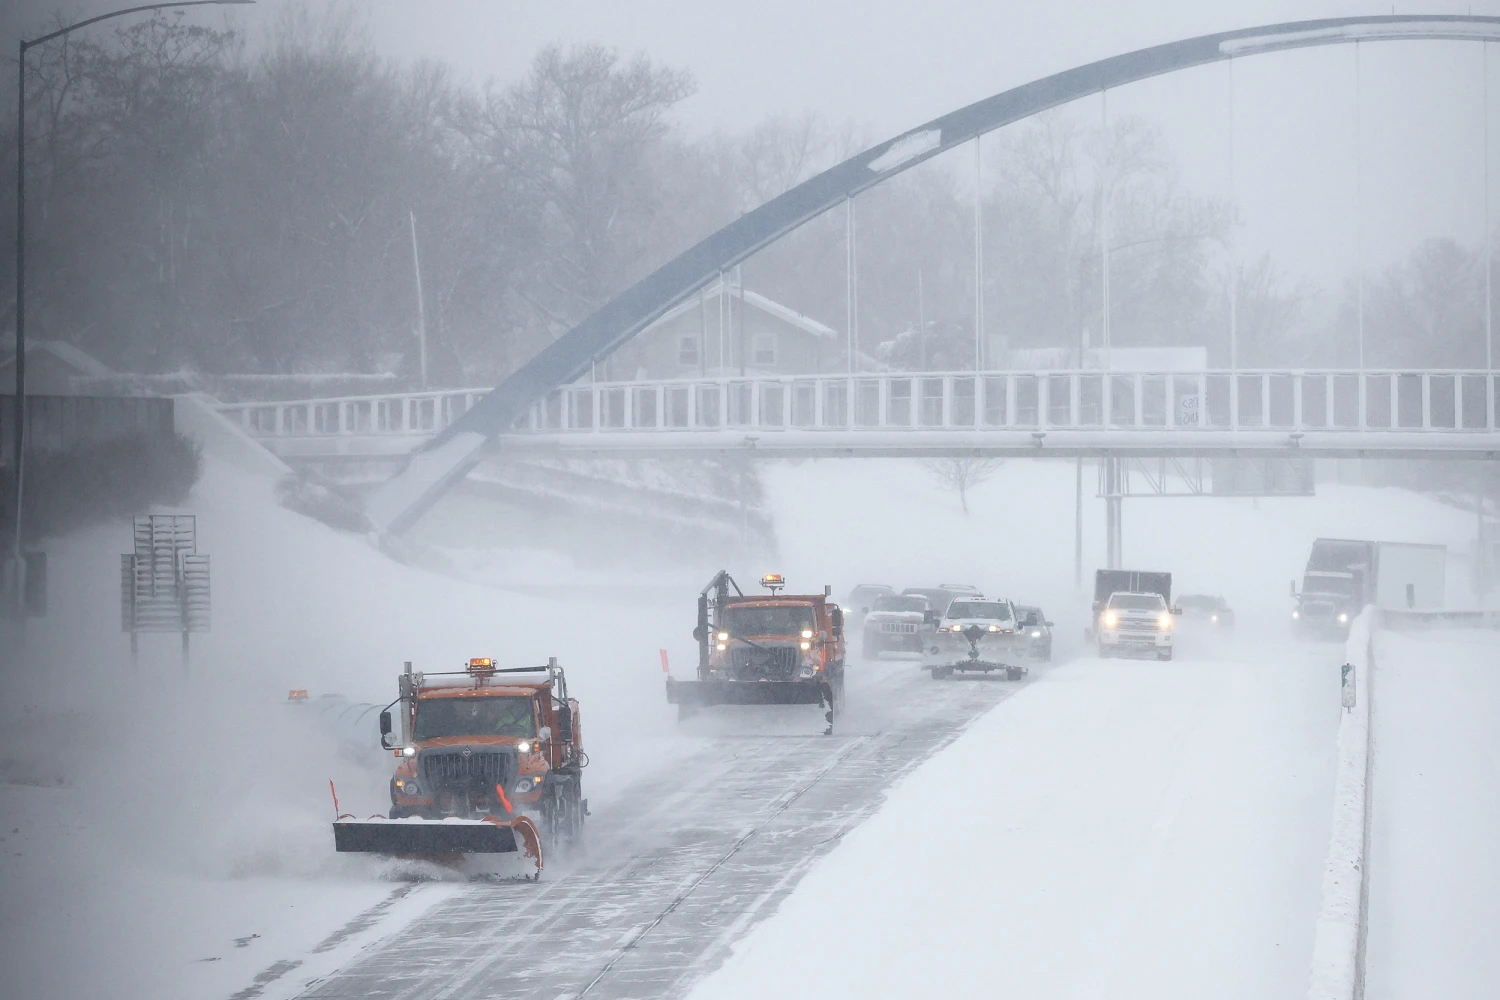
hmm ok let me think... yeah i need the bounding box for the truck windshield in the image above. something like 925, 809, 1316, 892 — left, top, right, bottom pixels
1109, 593, 1167, 610
946, 601, 1012, 621
725, 605, 815, 635
414, 696, 535, 740
1304, 576, 1358, 597
873, 595, 927, 613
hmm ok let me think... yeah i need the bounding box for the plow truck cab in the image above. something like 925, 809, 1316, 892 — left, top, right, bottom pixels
667, 571, 847, 734
332, 657, 586, 874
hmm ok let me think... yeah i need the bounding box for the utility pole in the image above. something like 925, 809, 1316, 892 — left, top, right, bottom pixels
408, 210, 428, 390
917, 267, 927, 372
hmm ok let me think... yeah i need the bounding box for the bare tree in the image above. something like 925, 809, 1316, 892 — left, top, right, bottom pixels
925, 457, 1002, 514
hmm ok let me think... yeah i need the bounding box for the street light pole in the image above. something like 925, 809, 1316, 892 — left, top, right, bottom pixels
9, 0, 253, 617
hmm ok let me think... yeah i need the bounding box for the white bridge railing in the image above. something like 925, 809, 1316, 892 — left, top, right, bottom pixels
525, 369, 1499, 435
218, 369, 1500, 454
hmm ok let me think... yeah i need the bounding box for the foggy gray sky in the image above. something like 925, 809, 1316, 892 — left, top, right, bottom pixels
10, 0, 1500, 289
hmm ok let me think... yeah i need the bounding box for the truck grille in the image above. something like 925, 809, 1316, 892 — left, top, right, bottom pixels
418, 747, 517, 796
881, 622, 917, 633
728, 646, 800, 681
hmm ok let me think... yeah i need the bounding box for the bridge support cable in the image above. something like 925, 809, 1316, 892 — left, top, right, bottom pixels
355, 15, 1500, 533
975, 136, 984, 372
1486, 42, 1494, 378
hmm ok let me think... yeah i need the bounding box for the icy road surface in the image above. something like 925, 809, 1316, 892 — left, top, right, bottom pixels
686, 634, 1340, 1000
1365, 629, 1500, 1000
291, 653, 1024, 999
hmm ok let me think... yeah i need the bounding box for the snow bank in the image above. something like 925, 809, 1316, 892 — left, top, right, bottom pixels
0, 454, 693, 1000
1306, 609, 1375, 1000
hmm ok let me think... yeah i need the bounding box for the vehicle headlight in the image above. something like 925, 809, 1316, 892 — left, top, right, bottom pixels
1157, 614, 1172, 630
800, 641, 811, 650
717, 631, 729, 641
513, 777, 540, 796
1030, 630, 1041, 638
801, 629, 814, 639
1337, 613, 1349, 623
394, 778, 421, 797
717, 642, 727, 651
517, 741, 532, 753
988, 625, 1001, 632
1210, 614, 1218, 623
1103, 612, 1118, 627
402, 746, 416, 757
1292, 610, 1300, 619
799, 665, 816, 679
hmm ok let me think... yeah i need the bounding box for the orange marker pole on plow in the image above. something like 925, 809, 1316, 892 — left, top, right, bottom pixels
660, 648, 670, 675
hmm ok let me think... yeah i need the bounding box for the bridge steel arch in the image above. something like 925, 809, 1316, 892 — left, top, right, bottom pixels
370, 14, 1500, 534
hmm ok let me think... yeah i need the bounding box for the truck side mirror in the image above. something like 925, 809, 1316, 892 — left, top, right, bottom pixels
692, 624, 706, 643
1289, 579, 1297, 598
379, 710, 392, 736
558, 705, 574, 743
832, 607, 844, 637
1044, 620, 1054, 628
1171, 607, 1182, 616
860, 606, 870, 615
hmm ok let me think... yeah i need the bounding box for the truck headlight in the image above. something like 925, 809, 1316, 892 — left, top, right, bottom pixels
799, 666, 816, 679
1210, 614, 1219, 623
517, 741, 532, 753
513, 777, 540, 796
1157, 614, 1172, 630
395, 779, 421, 797
1102, 612, 1118, 628
800, 641, 811, 650
1030, 630, 1041, 638
1292, 610, 1300, 620
1337, 613, 1349, 623
801, 629, 814, 639
402, 746, 417, 757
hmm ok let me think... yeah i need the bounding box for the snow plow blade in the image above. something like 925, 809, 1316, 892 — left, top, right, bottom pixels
333, 815, 542, 868
666, 678, 830, 707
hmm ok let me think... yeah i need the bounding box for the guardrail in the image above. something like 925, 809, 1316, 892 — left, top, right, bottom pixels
1377, 608, 1500, 630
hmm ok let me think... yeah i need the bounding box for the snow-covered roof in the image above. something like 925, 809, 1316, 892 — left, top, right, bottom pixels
648, 285, 838, 339
0, 339, 115, 377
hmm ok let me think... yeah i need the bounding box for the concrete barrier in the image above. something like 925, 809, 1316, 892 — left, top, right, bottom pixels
1307, 608, 1375, 1000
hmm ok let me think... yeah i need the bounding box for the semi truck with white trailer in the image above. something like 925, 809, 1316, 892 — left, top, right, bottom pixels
1292, 538, 1447, 635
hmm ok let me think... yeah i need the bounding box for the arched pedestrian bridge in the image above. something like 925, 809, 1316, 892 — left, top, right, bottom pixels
215, 13, 1500, 531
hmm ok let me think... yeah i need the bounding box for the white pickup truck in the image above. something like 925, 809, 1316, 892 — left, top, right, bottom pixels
1097, 591, 1179, 661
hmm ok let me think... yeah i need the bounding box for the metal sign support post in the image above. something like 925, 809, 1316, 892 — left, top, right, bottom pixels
122, 515, 210, 671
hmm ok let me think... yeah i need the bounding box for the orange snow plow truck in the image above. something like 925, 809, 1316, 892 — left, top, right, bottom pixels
667, 571, 847, 733
332, 657, 586, 872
